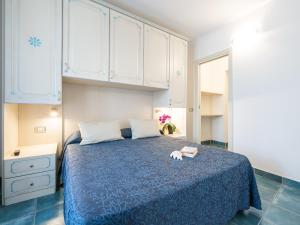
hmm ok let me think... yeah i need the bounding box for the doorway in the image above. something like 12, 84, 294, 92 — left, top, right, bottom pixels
194, 51, 232, 150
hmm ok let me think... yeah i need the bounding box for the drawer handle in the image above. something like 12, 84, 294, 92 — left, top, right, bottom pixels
30, 183, 34, 187
30, 165, 34, 168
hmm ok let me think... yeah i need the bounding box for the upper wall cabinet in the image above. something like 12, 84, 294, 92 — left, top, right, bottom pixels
144, 25, 170, 89
169, 36, 188, 107
63, 0, 109, 81
4, 0, 62, 104
110, 10, 144, 85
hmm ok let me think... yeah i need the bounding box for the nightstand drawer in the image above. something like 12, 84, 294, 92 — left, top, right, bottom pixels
4, 155, 55, 178
5, 170, 55, 198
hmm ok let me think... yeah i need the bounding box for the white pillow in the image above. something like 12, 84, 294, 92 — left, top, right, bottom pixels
79, 121, 123, 145
130, 119, 161, 139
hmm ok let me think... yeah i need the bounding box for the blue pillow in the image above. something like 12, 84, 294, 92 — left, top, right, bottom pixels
121, 128, 132, 139
64, 130, 82, 147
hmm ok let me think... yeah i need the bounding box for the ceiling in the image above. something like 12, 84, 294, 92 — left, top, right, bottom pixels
104, 0, 270, 39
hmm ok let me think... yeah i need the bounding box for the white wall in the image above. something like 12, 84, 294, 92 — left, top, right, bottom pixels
18, 105, 62, 152
2, 104, 63, 155
186, 43, 195, 141
3, 104, 18, 157
193, 0, 300, 182
63, 83, 153, 139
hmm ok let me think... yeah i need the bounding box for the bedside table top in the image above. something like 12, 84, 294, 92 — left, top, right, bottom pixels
5, 143, 57, 160
165, 133, 186, 138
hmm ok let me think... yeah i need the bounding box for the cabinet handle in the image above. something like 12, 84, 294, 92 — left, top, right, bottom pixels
58, 91, 62, 101
30, 165, 34, 168
64, 62, 70, 72
30, 183, 34, 187
110, 70, 115, 79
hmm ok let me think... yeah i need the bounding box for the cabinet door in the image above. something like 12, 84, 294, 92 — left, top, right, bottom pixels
110, 10, 143, 85
63, 0, 109, 81
169, 36, 187, 108
5, 0, 62, 104
144, 25, 170, 89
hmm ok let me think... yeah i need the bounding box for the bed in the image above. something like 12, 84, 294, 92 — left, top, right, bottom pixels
62, 135, 261, 225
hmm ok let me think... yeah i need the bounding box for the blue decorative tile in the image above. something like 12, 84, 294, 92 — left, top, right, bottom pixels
35, 204, 64, 225
230, 210, 261, 225
1, 215, 34, 225
255, 174, 281, 192
283, 178, 300, 190
255, 169, 282, 183
0, 200, 35, 223
37, 189, 64, 211
264, 206, 300, 225
273, 187, 300, 215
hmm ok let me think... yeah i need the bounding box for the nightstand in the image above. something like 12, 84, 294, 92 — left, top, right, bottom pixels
3, 143, 57, 205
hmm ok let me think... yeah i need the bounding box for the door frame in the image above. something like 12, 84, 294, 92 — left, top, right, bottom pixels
193, 49, 234, 151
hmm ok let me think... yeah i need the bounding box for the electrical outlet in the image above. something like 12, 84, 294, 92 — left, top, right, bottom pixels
34, 126, 47, 133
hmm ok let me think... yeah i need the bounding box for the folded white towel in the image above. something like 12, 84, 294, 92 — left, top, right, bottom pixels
180, 146, 198, 158
170, 151, 183, 160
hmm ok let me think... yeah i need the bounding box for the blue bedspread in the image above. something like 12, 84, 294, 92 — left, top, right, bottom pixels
62, 136, 261, 225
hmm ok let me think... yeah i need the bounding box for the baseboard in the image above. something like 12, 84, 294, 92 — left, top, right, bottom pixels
254, 168, 300, 189
201, 140, 228, 148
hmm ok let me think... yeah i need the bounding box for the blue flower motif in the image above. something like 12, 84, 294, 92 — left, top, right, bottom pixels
28, 36, 42, 47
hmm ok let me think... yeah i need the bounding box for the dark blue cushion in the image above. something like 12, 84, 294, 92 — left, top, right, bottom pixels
121, 128, 132, 138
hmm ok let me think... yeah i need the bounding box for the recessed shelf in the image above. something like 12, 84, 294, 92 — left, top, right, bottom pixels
201, 114, 223, 117
201, 91, 223, 96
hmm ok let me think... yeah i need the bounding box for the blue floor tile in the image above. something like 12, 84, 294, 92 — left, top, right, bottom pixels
255, 174, 281, 192
37, 188, 64, 211
273, 187, 300, 215
255, 169, 282, 183
1, 215, 34, 225
0, 200, 35, 223
35, 204, 64, 225
229, 210, 261, 225
257, 185, 278, 203
258, 219, 274, 225
283, 178, 300, 190
264, 205, 300, 225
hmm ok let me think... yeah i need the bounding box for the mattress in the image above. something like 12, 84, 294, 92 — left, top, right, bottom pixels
62, 136, 261, 225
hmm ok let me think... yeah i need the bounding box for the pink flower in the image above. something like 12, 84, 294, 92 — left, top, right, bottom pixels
159, 114, 171, 124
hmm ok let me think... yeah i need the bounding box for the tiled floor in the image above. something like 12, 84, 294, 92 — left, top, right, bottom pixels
0, 173, 300, 225
0, 189, 64, 225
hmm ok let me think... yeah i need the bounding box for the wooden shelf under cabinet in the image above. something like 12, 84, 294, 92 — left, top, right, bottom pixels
201, 114, 223, 117
201, 91, 223, 96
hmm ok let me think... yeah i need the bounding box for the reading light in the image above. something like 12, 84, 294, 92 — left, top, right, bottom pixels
49, 107, 59, 117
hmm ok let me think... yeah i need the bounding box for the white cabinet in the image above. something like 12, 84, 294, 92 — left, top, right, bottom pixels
63, 0, 109, 81
144, 25, 170, 89
4, 0, 62, 104
110, 10, 144, 85
153, 35, 187, 108
169, 36, 187, 107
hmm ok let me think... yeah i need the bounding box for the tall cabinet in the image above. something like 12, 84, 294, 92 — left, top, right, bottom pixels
4, 0, 62, 104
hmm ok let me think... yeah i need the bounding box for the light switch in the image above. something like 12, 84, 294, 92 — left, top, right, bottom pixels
34, 126, 47, 133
